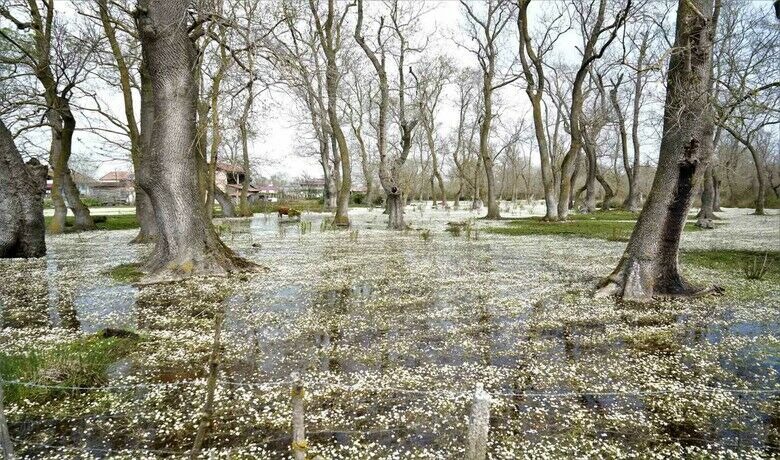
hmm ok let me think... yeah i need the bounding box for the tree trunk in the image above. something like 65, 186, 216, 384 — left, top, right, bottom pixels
0, 119, 47, 258
132, 58, 158, 243
215, 187, 236, 217
749, 147, 767, 216
595, 168, 614, 211
480, 96, 500, 219
61, 171, 94, 230
386, 192, 404, 229
597, 0, 720, 301
583, 143, 598, 213
239, 120, 252, 217
712, 169, 722, 211
137, 0, 255, 282
50, 101, 94, 231
696, 164, 716, 228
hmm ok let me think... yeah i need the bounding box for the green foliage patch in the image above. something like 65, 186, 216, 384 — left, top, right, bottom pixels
106, 263, 144, 283
45, 214, 139, 232
0, 334, 138, 405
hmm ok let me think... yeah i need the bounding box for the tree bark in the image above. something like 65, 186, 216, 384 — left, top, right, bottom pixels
696, 164, 717, 228
136, 0, 255, 282
597, 0, 721, 301
1, 119, 47, 258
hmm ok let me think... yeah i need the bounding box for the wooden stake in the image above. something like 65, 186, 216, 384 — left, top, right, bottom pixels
0, 381, 14, 460
290, 372, 306, 460
466, 383, 491, 460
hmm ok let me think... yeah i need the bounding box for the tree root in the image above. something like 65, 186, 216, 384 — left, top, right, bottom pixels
595, 258, 725, 302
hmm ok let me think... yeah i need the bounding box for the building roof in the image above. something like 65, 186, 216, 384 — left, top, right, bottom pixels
47, 168, 98, 185
216, 162, 245, 174
99, 170, 133, 182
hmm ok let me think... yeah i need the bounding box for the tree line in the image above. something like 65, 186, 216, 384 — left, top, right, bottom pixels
1, 0, 778, 299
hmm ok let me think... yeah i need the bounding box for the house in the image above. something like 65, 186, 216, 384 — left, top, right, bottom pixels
91, 170, 136, 204
256, 184, 279, 202
216, 162, 260, 203
46, 168, 98, 197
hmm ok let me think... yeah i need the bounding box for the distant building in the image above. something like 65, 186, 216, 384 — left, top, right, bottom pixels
256, 184, 278, 202
46, 168, 98, 197
92, 170, 135, 204
216, 162, 261, 203
290, 178, 325, 199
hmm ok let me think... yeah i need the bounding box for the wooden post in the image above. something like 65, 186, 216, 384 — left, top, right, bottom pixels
190, 312, 223, 459
0, 381, 14, 460
466, 383, 491, 460
290, 372, 306, 460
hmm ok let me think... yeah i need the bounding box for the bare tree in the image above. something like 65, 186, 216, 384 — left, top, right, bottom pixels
516, 0, 568, 220
597, 0, 722, 301
354, 0, 421, 229
94, 0, 158, 241
1, 1, 96, 232
556, 0, 632, 219
459, 0, 519, 219
308, 0, 353, 226
416, 56, 451, 210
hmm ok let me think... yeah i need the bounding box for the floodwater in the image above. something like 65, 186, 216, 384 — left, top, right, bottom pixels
0, 205, 778, 459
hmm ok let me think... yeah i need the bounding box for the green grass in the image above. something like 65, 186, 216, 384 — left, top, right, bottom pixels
488, 210, 704, 242
45, 214, 139, 232
106, 263, 144, 283
565, 210, 640, 221
681, 249, 779, 281
0, 334, 138, 404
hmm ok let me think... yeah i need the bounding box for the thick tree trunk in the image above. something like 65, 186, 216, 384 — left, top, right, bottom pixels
61, 171, 94, 229
1, 119, 47, 258
386, 192, 404, 229
454, 180, 462, 209
239, 120, 252, 217
568, 152, 582, 210
597, 0, 720, 301
137, 0, 255, 282
480, 116, 500, 219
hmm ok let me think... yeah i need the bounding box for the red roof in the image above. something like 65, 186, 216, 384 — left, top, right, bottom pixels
100, 170, 132, 181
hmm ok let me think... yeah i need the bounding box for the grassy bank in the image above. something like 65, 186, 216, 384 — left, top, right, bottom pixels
45, 214, 139, 232
487, 210, 704, 242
